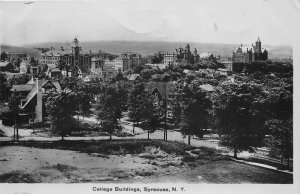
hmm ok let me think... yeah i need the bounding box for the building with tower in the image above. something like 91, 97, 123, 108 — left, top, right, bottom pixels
40, 37, 103, 77
232, 37, 268, 63
163, 44, 200, 66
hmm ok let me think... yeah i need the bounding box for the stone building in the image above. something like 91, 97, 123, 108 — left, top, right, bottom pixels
232, 37, 268, 63
40, 38, 102, 77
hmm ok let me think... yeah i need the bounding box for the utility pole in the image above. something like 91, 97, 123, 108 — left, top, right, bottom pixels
164, 82, 167, 141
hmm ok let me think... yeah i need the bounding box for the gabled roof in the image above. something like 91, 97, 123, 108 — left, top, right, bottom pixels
21, 79, 62, 109
147, 81, 176, 98
0, 61, 11, 67
20, 60, 30, 66
127, 74, 141, 81
10, 84, 34, 92
151, 73, 169, 81
199, 84, 215, 92
217, 68, 230, 72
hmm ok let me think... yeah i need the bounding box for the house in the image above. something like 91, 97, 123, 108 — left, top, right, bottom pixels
145, 63, 166, 70
127, 74, 142, 82
10, 84, 34, 98
19, 79, 62, 123
83, 74, 103, 83
147, 81, 176, 119
46, 68, 61, 77
199, 84, 215, 92
183, 69, 194, 74
114, 56, 123, 71
19, 60, 31, 74
220, 61, 233, 71
151, 74, 170, 82
102, 66, 118, 82
29, 65, 41, 75
115, 72, 125, 82
216, 68, 231, 76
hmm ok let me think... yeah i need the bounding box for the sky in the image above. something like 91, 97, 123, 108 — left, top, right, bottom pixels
0, 0, 299, 46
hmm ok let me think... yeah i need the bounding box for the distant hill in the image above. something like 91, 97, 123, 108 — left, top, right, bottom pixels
22, 41, 292, 60
0, 44, 41, 59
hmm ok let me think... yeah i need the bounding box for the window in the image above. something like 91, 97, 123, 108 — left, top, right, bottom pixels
167, 111, 173, 118
167, 102, 171, 108
160, 101, 163, 105
155, 93, 158, 98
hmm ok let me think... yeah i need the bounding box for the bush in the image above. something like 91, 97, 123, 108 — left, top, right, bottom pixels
181, 155, 196, 162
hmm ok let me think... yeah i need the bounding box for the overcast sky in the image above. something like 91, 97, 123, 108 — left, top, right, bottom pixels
0, 0, 299, 46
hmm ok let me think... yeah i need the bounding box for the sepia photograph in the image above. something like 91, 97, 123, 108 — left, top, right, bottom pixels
0, 0, 299, 193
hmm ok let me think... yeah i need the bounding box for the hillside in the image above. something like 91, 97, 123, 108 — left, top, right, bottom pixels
0, 44, 41, 59
24, 41, 292, 59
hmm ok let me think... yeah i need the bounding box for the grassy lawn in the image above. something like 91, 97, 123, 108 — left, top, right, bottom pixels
0, 139, 195, 156
179, 160, 292, 183
0, 139, 292, 183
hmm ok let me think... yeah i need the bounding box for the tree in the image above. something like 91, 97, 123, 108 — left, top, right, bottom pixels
139, 91, 161, 139
179, 85, 212, 145
95, 87, 122, 140
1, 52, 8, 61
214, 82, 266, 158
45, 91, 77, 140
152, 52, 164, 64
128, 83, 146, 133
265, 86, 293, 167
8, 74, 31, 86
0, 73, 10, 101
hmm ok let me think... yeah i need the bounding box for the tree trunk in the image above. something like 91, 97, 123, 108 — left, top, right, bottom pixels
32, 117, 35, 134
133, 122, 135, 134
13, 120, 16, 141
166, 128, 167, 141
148, 129, 150, 140
77, 115, 80, 130
234, 147, 238, 158
110, 129, 112, 140
163, 129, 165, 140
188, 135, 191, 146
17, 125, 19, 142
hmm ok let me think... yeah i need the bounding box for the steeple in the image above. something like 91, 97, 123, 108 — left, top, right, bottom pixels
257, 37, 261, 42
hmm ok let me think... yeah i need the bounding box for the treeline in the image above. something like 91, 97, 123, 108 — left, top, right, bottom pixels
233, 61, 293, 75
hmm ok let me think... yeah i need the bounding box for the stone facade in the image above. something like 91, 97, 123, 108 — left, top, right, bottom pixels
232, 37, 268, 63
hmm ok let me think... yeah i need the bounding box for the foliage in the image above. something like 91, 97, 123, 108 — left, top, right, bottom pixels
0, 73, 10, 101
59, 76, 82, 91
139, 91, 161, 139
45, 91, 78, 139
1, 52, 8, 61
8, 74, 31, 86
128, 83, 146, 125
213, 82, 267, 157
265, 86, 293, 163
75, 91, 92, 118
95, 86, 122, 139
233, 61, 293, 74
179, 85, 212, 141
152, 52, 164, 64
